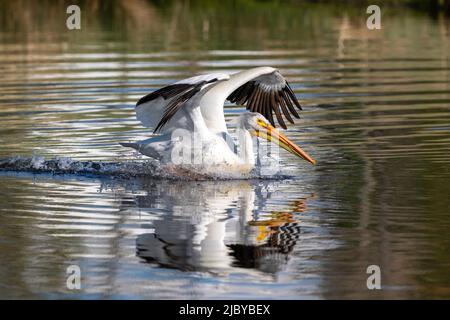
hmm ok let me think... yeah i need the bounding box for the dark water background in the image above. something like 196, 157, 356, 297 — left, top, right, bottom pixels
0, 0, 449, 299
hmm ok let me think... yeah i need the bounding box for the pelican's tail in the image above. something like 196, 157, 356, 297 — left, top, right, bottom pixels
119, 139, 165, 161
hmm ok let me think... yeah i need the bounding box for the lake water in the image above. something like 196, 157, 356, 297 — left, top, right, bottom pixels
0, 1, 449, 299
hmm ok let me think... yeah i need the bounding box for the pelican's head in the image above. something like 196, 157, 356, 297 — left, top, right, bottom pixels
238, 112, 316, 165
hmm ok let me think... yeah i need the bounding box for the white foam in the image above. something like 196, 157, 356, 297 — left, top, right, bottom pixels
0, 156, 291, 181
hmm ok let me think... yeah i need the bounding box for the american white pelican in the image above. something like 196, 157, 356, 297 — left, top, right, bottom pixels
121, 66, 316, 176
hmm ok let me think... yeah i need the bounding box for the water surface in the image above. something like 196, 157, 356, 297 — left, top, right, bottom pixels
0, 1, 449, 299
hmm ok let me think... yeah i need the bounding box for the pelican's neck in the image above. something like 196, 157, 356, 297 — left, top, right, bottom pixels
188, 105, 212, 138
237, 128, 255, 166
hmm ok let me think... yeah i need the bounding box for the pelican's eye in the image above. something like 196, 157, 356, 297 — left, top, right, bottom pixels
256, 118, 268, 128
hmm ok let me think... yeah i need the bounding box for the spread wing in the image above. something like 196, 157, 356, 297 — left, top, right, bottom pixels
135, 68, 301, 134
226, 70, 302, 129
135, 73, 230, 133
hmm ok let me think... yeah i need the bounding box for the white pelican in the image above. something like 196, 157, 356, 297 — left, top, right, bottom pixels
121, 66, 316, 176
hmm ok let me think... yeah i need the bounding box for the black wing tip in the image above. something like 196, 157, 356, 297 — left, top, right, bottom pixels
136, 83, 199, 108
136, 97, 147, 107
136, 94, 149, 107
285, 82, 303, 111
152, 80, 213, 133
227, 74, 304, 130
279, 121, 288, 130
136, 91, 163, 108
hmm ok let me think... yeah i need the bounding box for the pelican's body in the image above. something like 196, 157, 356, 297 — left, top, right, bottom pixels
121, 67, 315, 176
121, 113, 256, 175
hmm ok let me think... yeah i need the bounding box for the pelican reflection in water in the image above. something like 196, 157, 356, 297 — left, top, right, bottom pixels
135, 180, 313, 274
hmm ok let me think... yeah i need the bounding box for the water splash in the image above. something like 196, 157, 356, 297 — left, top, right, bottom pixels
0, 156, 292, 181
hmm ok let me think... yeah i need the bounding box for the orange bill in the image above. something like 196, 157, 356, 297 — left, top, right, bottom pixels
255, 121, 316, 165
